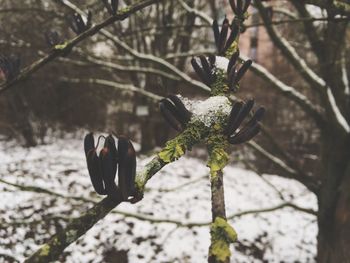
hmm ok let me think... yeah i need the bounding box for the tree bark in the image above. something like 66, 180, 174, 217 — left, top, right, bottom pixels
317, 131, 350, 263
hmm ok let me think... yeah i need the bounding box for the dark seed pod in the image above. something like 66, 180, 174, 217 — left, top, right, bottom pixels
230, 107, 265, 143
229, 0, 238, 14
100, 135, 118, 200
86, 10, 92, 29
68, 12, 89, 35
227, 51, 240, 76
229, 122, 260, 144
218, 18, 229, 55
111, 0, 119, 14
159, 100, 183, 132
227, 105, 265, 144
246, 107, 265, 124
84, 133, 106, 195
191, 56, 216, 86
228, 65, 237, 91
101, 0, 119, 15
101, 0, 113, 15
84, 133, 137, 202
168, 95, 192, 123
225, 101, 243, 135
159, 95, 192, 132
199, 56, 211, 77
191, 57, 211, 86
161, 99, 185, 125
45, 30, 61, 47
208, 55, 216, 68
0, 54, 21, 81
212, 19, 220, 50
236, 0, 243, 17
235, 59, 252, 83
230, 0, 251, 18
226, 99, 255, 136
117, 136, 136, 200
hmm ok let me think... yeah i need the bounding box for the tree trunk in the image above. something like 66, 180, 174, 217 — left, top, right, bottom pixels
317, 131, 350, 263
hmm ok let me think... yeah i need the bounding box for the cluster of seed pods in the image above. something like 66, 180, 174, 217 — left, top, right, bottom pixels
84, 133, 136, 202
225, 99, 265, 144
45, 0, 119, 48
1, 0, 121, 82
159, 0, 265, 145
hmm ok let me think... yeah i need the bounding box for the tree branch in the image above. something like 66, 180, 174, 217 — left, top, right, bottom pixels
247, 141, 320, 194
58, 0, 210, 93
59, 54, 181, 81
304, 0, 350, 16
24, 122, 207, 262
60, 77, 163, 101
0, 0, 164, 95
245, 55, 326, 129
254, 1, 326, 94
291, 1, 325, 60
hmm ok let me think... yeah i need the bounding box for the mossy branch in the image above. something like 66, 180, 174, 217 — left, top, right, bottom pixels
24, 123, 207, 263
206, 126, 236, 263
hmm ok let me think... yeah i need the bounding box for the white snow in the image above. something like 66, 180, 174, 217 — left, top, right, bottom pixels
0, 136, 318, 262
215, 56, 230, 71
326, 87, 350, 133
179, 95, 232, 127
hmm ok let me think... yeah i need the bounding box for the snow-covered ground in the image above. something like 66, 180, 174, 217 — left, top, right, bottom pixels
0, 135, 317, 262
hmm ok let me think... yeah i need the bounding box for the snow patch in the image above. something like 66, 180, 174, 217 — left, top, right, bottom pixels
0, 136, 318, 262
179, 95, 231, 127
215, 56, 229, 71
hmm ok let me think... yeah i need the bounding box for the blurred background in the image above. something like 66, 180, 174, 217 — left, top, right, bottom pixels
0, 0, 349, 262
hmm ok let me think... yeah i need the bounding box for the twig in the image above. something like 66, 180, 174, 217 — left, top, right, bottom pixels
247, 141, 320, 194
60, 77, 163, 101
0, 0, 164, 95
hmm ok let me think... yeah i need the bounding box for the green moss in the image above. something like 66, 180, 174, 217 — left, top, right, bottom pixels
39, 244, 51, 257
224, 41, 238, 59
208, 147, 229, 178
207, 122, 229, 178
334, 1, 350, 12
158, 141, 185, 163
54, 41, 68, 50
209, 217, 237, 262
211, 69, 229, 96
119, 6, 131, 14
158, 121, 208, 163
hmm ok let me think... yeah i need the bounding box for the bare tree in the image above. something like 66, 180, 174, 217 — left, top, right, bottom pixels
1, 0, 349, 262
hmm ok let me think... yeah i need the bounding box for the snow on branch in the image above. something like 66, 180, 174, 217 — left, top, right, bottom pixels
59, 0, 210, 93
245, 55, 326, 128
247, 141, 320, 194
60, 77, 163, 101
326, 87, 350, 133
341, 54, 350, 96
178, 0, 212, 25
254, 1, 326, 93
59, 54, 181, 81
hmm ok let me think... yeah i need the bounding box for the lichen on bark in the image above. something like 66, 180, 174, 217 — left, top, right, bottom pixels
211, 69, 229, 96
158, 121, 208, 163
209, 216, 237, 262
